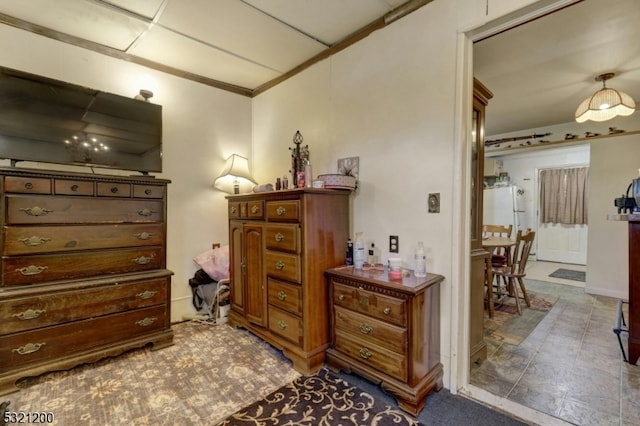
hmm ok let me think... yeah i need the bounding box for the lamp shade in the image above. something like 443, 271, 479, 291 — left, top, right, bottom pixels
575, 73, 636, 123
213, 154, 257, 194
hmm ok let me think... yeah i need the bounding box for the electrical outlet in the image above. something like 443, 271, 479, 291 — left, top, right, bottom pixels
428, 193, 440, 213
389, 235, 399, 253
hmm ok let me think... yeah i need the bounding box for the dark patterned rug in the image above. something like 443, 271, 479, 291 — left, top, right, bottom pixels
216, 368, 422, 426
549, 268, 586, 282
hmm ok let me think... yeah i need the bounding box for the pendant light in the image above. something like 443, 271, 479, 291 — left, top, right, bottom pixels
575, 73, 635, 123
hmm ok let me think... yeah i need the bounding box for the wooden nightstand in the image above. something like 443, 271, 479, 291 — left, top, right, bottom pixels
325, 266, 444, 416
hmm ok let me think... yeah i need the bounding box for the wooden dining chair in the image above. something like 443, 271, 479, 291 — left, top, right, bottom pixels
491, 229, 535, 315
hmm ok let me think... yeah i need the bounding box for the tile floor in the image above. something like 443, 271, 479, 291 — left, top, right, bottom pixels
470, 261, 640, 426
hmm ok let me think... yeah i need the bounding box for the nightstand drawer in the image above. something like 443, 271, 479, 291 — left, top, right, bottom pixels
334, 330, 406, 382
268, 278, 302, 315
268, 306, 303, 345
266, 200, 300, 222
265, 224, 299, 253
265, 250, 301, 283
334, 306, 406, 354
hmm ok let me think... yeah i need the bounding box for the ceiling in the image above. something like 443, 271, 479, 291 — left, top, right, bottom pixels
0, 0, 637, 136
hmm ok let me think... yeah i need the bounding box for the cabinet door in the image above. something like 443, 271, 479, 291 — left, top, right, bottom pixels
244, 223, 266, 326
230, 221, 244, 313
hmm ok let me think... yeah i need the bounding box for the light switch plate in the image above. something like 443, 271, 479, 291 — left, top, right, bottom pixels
428, 193, 440, 213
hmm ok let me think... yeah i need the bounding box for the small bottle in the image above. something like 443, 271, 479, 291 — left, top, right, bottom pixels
296, 170, 305, 188
354, 232, 365, 270
414, 241, 426, 277
304, 160, 312, 188
282, 175, 289, 189
368, 243, 377, 264
346, 238, 354, 266
275, 177, 281, 190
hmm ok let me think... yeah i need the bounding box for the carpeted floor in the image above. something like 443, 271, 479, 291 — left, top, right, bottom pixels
549, 268, 586, 282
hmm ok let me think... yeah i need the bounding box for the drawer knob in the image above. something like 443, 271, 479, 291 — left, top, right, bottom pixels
276, 206, 286, 216
251, 205, 259, 214
275, 232, 285, 242
278, 320, 287, 330
277, 291, 287, 301
383, 307, 391, 315
18, 236, 51, 247
135, 232, 153, 240
16, 265, 48, 276
136, 317, 157, 327
70, 184, 79, 191
110, 187, 119, 193
145, 189, 152, 195
137, 208, 156, 217
19, 206, 53, 216
359, 296, 369, 307
136, 290, 158, 299
275, 260, 285, 270
13, 342, 46, 355
24, 182, 33, 190
13, 308, 46, 320
133, 255, 154, 265
359, 348, 373, 359
338, 294, 345, 301
359, 323, 373, 335
230, 206, 237, 214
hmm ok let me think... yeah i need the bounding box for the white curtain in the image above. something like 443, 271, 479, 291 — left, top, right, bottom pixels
540, 167, 589, 225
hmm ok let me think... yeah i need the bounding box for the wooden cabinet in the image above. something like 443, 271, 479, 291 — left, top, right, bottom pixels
226, 189, 349, 374
325, 267, 444, 416
0, 168, 172, 396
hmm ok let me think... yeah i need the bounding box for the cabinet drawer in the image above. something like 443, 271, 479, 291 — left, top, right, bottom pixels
3, 223, 165, 255
2, 247, 164, 286
133, 184, 164, 199
97, 182, 131, 197
247, 200, 264, 218
54, 179, 94, 196
333, 282, 406, 327
228, 202, 242, 218
334, 306, 406, 354
266, 200, 300, 222
4, 176, 51, 194
0, 278, 168, 334
268, 278, 301, 315
6, 196, 164, 224
334, 330, 407, 382
265, 250, 301, 283
265, 224, 299, 253
268, 306, 303, 345
0, 305, 167, 373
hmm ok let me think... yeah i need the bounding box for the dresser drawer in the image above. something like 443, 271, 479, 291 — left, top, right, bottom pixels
334, 330, 407, 382
334, 306, 406, 354
333, 281, 406, 327
265, 250, 301, 283
97, 182, 131, 197
0, 305, 167, 373
268, 278, 302, 315
0, 278, 168, 334
265, 224, 299, 253
54, 179, 94, 196
246, 200, 264, 218
268, 306, 303, 345
2, 247, 164, 286
4, 176, 51, 194
3, 223, 165, 255
6, 196, 164, 224
133, 184, 164, 199
266, 200, 300, 222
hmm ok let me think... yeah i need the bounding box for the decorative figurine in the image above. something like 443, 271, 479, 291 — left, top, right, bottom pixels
289, 130, 309, 187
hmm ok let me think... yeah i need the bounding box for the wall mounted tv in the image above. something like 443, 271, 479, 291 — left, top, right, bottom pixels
0, 66, 162, 174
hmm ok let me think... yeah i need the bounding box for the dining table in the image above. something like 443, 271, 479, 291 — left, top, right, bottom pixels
481, 236, 516, 317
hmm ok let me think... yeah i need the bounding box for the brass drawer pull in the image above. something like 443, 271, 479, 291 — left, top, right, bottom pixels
136, 317, 157, 327
278, 320, 287, 330
275, 260, 285, 270
13, 342, 46, 355
136, 290, 158, 299
359, 324, 373, 335
133, 255, 154, 265
230, 206, 237, 214
338, 294, 345, 301
137, 208, 156, 216
13, 309, 46, 320
359, 296, 369, 307
16, 265, 48, 276
359, 348, 373, 359
110, 187, 119, 194
277, 291, 287, 301
135, 232, 153, 240
20, 206, 53, 216
383, 307, 391, 315
251, 205, 260, 214
70, 184, 79, 191
145, 189, 152, 195
24, 182, 33, 190
276, 206, 286, 216
275, 232, 285, 242
18, 236, 51, 246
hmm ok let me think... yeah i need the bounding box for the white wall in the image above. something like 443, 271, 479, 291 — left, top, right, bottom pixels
0, 25, 253, 322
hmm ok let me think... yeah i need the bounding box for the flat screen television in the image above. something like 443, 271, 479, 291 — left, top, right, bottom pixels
0, 66, 162, 174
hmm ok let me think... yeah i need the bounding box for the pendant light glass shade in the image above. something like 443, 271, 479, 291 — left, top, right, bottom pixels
213, 154, 257, 194
575, 73, 636, 123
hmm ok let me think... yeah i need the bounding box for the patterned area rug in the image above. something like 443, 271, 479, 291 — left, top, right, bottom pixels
216, 368, 422, 426
485, 291, 558, 346
7, 321, 301, 425
549, 268, 586, 282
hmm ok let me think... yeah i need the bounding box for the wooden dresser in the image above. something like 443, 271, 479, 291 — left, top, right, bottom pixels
0, 167, 173, 396
325, 266, 444, 416
226, 188, 350, 374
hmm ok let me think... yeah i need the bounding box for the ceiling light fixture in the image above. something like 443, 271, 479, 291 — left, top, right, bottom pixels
575, 73, 635, 123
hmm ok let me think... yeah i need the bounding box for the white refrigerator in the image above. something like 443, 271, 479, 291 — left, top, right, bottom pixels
483, 186, 526, 233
